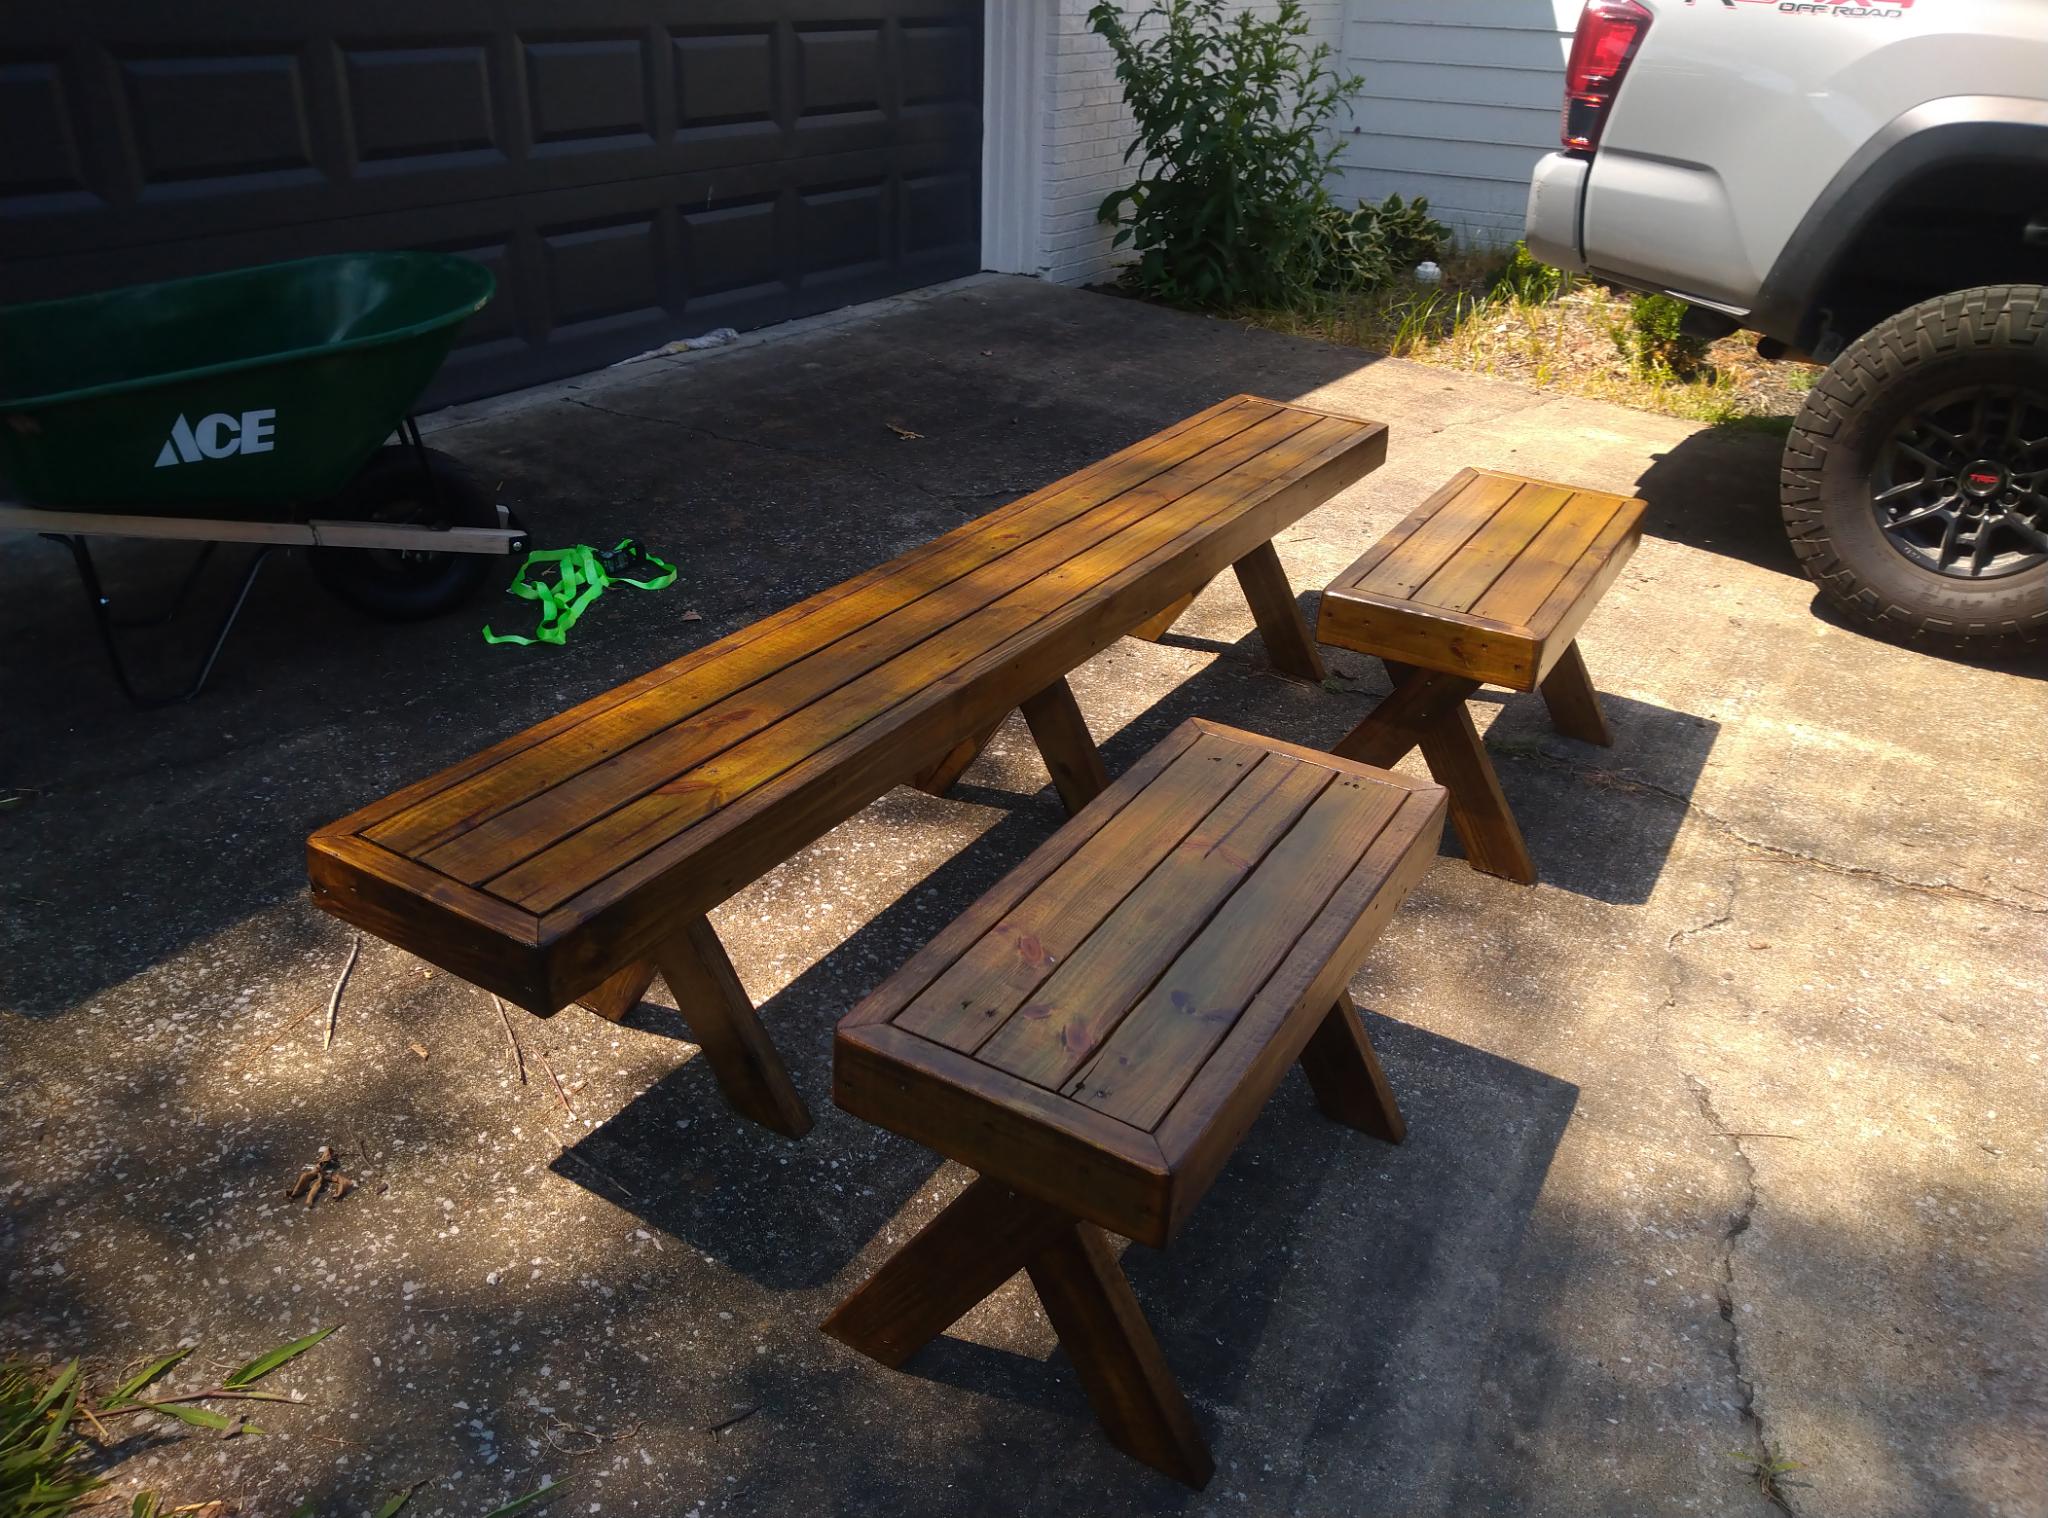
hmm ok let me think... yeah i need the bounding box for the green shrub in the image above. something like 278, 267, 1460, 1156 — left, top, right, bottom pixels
1612, 292, 1709, 376
1492, 241, 1570, 304
1355, 193, 1452, 271
1089, 0, 1364, 307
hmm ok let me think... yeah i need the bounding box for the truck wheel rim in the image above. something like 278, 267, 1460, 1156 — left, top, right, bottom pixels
1872, 385, 2048, 579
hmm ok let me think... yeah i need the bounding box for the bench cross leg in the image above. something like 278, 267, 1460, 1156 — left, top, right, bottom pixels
1333, 663, 1535, 885
650, 916, 813, 1138
1231, 541, 1327, 683
823, 1176, 1214, 1489
1297, 993, 1407, 1143
1019, 675, 1109, 815
1537, 639, 1614, 747
576, 961, 659, 1023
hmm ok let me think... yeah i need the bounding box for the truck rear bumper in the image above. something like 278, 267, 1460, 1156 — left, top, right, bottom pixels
1524, 153, 1588, 272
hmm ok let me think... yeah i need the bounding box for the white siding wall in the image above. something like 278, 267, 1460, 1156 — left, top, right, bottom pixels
1035, 0, 1346, 285
1329, 0, 1577, 248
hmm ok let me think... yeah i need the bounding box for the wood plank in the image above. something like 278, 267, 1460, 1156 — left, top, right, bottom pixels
1062, 776, 1406, 1130
365, 397, 1282, 858
533, 415, 1385, 993
1127, 590, 1197, 642
1537, 640, 1612, 746
306, 834, 553, 1011
1356, 471, 1521, 599
435, 407, 1329, 891
892, 730, 1255, 1049
1317, 585, 1537, 687
1469, 488, 1630, 630
497, 415, 1380, 915
821, 1177, 1070, 1368
1019, 676, 1109, 816
1325, 468, 1475, 592
1231, 539, 1326, 681
851, 722, 1208, 1034
1154, 787, 1444, 1236
1296, 992, 1406, 1143
835, 1024, 1173, 1245
1410, 482, 1574, 613
974, 755, 1333, 1088
1522, 501, 1645, 681
653, 917, 812, 1137
576, 960, 656, 1023
1024, 1223, 1215, 1490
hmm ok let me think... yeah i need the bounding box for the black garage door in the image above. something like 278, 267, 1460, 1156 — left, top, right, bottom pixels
0, 1, 983, 404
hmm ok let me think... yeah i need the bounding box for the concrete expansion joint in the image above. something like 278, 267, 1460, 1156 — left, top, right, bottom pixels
1684, 1072, 1798, 1517
1495, 747, 2047, 917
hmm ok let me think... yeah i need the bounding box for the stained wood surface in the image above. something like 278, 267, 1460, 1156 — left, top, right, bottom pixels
1317, 468, 1644, 690
833, 718, 1443, 1247
310, 396, 1387, 1012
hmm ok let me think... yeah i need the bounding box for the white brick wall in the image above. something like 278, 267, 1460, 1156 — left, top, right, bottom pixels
1031, 0, 1346, 286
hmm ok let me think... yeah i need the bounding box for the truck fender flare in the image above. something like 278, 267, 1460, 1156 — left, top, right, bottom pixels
1751, 96, 2048, 352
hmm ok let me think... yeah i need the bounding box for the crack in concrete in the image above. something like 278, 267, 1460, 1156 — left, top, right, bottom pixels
1685, 1072, 1799, 1518
1497, 745, 2048, 916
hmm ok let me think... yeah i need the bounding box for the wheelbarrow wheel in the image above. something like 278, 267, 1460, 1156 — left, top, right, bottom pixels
311, 445, 502, 620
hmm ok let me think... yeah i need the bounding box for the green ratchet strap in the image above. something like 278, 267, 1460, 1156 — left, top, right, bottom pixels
483, 538, 677, 646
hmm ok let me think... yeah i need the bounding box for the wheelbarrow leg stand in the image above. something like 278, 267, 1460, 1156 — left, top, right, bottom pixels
53, 533, 278, 707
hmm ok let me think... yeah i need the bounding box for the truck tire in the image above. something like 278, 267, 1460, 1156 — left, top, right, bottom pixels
1780, 285, 2048, 657
311, 446, 501, 621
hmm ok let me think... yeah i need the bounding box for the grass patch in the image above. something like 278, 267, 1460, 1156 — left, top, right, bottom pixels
1234, 247, 1818, 428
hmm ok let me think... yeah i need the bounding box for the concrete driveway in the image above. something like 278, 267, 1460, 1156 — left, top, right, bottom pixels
2, 276, 2042, 1518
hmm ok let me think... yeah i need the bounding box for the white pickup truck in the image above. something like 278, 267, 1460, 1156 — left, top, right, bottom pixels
1524, 0, 2048, 655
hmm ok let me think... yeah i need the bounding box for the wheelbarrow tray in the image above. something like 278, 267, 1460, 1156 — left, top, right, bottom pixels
0, 252, 492, 511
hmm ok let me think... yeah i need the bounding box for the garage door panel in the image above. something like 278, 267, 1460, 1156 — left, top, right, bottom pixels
1, 2, 980, 404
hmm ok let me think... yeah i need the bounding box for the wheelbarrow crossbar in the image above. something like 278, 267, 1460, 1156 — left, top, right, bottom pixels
0, 503, 526, 556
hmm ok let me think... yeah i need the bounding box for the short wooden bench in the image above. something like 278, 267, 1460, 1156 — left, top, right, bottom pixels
1316, 468, 1645, 884
823, 718, 1445, 1487
308, 396, 1387, 1137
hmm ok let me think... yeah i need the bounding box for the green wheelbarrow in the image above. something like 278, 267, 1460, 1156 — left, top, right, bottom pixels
0, 252, 526, 704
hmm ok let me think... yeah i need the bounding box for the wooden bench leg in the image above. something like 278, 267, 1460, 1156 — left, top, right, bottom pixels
1297, 992, 1405, 1144
576, 961, 658, 1023
824, 1176, 1214, 1490
1128, 589, 1198, 643
1026, 1222, 1214, 1490
1332, 664, 1535, 885
1020, 676, 1109, 816
1231, 540, 1326, 683
911, 716, 1005, 798
1537, 639, 1613, 746
651, 916, 812, 1138
822, 1177, 1069, 1367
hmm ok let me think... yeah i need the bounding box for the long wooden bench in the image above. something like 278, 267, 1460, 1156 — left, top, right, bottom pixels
308, 396, 1388, 1137
824, 718, 1446, 1487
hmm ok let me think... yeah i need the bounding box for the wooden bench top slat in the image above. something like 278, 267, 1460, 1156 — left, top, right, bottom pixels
1059, 774, 1406, 1129
490, 414, 1366, 915
970, 753, 1330, 1086
310, 399, 1388, 1011
893, 729, 1252, 1049
367, 396, 1282, 860
420, 406, 1323, 890
1318, 468, 1645, 690
1408, 482, 1574, 613
836, 719, 1445, 1247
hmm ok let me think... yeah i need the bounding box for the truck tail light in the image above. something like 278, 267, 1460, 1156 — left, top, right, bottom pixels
1561, 0, 1651, 153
